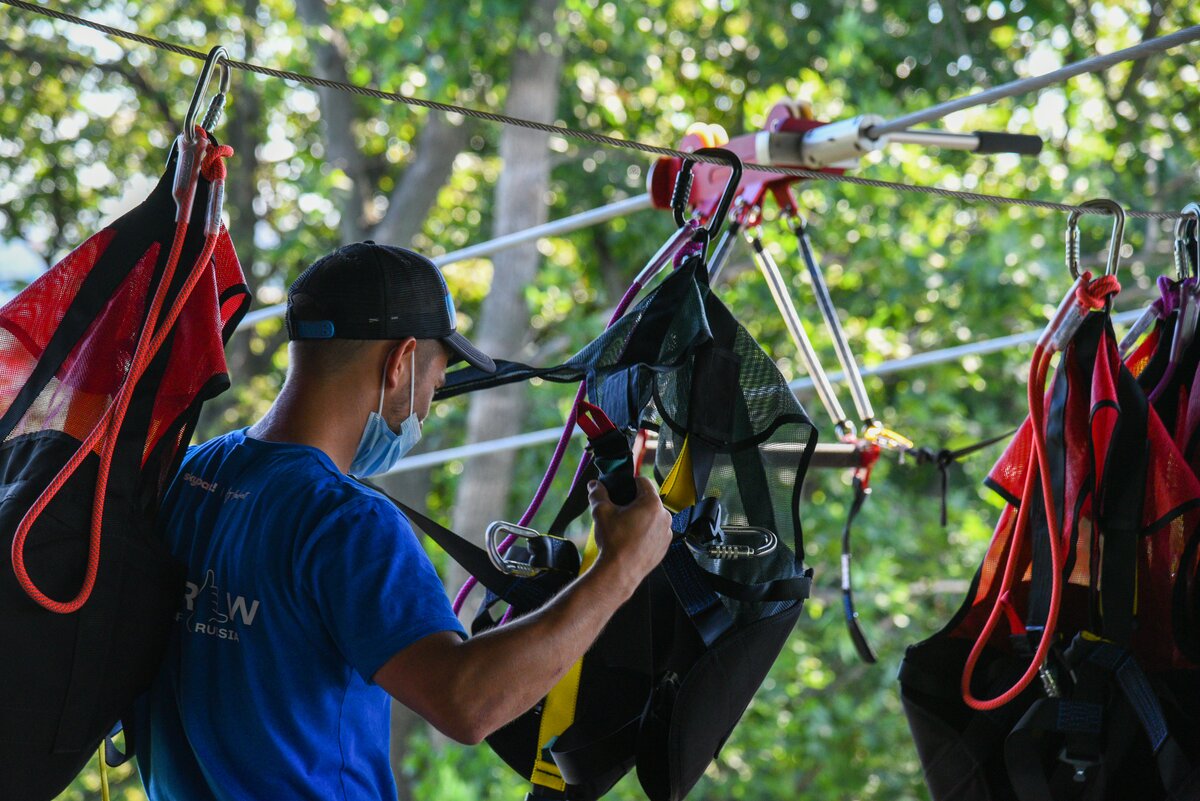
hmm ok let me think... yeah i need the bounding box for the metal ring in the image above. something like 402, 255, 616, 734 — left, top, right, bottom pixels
1065, 198, 1126, 279
485, 521, 545, 578
1174, 202, 1200, 280
184, 46, 230, 144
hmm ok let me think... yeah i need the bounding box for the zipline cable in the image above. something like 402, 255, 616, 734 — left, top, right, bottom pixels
0, 0, 1191, 221
868, 25, 1200, 137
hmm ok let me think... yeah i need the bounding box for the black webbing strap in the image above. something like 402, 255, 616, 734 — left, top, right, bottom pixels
1097, 359, 1150, 646
547, 458, 598, 538
354, 478, 559, 613
841, 475, 877, 664
1004, 638, 1193, 801
1004, 696, 1105, 801
658, 538, 730, 646
688, 559, 811, 604
1172, 529, 1200, 663
1023, 328, 1077, 633
549, 714, 640, 787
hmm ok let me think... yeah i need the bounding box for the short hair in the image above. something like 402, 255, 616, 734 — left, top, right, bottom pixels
287, 338, 444, 381
288, 339, 374, 377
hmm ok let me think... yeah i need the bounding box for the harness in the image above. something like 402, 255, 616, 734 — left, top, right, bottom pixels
394, 247, 816, 800
899, 207, 1200, 801
0, 50, 250, 800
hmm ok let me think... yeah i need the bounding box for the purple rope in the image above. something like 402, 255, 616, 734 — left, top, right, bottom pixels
451, 223, 700, 617
450, 277, 650, 614
1148, 276, 1198, 405
1156, 274, 1182, 317
673, 238, 706, 268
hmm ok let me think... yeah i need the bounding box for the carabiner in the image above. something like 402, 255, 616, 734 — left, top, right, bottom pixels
671, 147, 744, 240
1174, 202, 1200, 280
1066, 198, 1126, 279
862, 421, 914, 453
686, 525, 778, 560
184, 46, 231, 143
486, 521, 576, 578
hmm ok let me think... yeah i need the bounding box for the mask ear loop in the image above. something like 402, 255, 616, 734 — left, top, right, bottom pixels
377, 345, 413, 419
410, 349, 419, 429
377, 362, 388, 417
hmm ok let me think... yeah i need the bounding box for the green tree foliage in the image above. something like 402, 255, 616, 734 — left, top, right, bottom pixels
0, 0, 1196, 799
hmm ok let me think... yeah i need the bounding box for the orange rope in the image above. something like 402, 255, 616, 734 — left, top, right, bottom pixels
11, 135, 233, 613
960, 272, 1119, 709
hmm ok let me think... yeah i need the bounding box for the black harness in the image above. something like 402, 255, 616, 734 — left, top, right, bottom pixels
392, 256, 817, 800
0, 139, 249, 800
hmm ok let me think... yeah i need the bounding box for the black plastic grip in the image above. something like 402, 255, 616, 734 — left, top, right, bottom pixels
600, 470, 637, 506
589, 429, 637, 506
972, 131, 1043, 156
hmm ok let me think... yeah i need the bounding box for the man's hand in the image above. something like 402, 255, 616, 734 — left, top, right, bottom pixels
377, 475, 673, 744
588, 476, 673, 598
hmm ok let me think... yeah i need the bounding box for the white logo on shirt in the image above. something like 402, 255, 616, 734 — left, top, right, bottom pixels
181, 473, 252, 502
181, 569, 261, 643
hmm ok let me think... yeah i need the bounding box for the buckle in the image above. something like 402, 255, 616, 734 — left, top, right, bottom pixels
862, 421, 914, 452
1057, 748, 1097, 783
686, 525, 777, 560
486, 522, 574, 578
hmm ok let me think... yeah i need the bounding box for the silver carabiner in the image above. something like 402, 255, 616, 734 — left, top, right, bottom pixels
486, 521, 556, 578
1174, 202, 1200, 280
687, 525, 778, 560
1066, 198, 1126, 279
184, 46, 231, 143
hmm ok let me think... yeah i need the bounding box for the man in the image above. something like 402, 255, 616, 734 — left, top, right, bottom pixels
135, 242, 673, 800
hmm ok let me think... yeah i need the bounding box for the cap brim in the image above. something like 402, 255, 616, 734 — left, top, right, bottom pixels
442, 331, 497, 373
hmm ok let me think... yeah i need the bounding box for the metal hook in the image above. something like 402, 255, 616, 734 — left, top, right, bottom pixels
184, 46, 231, 143
670, 147, 744, 239
1174, 202, 1200, 280
1066, 198, 1126, 279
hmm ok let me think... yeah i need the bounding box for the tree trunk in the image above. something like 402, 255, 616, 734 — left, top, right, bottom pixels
372, 111, 473, 246
294, 0, 372, 241
447, 0, 563, 617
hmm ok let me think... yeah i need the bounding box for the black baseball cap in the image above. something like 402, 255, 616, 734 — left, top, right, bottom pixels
286, 241, 496, 372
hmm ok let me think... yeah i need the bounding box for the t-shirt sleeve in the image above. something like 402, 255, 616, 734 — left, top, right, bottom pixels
298, 495, 466, 682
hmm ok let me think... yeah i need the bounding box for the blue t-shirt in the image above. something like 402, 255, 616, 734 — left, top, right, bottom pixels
135, 428, 465, 801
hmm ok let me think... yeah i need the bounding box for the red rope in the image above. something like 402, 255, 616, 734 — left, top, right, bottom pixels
11, 135, 234, 614
960, 271, 1117, 709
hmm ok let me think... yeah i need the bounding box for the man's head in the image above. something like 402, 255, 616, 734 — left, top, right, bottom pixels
287, 337, 449, 430
285, 241, 494, 374
282, 241, 495, 442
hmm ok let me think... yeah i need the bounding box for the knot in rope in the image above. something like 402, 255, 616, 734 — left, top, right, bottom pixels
1076, 272, 1121, 310
672, 236, 705, 269
201, 144, 235, 182
1156, 274, 1181, 317
852, 440, 882, 489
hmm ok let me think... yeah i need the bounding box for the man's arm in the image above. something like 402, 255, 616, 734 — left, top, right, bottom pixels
373, 477, 672, 745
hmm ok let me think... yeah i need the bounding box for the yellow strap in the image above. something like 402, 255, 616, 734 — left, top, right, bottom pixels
529, 530, 601, 790
99, 743, 110, 801
659, 434, 696, 513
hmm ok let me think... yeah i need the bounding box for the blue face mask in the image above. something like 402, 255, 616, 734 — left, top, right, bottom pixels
349, 351, 422, 476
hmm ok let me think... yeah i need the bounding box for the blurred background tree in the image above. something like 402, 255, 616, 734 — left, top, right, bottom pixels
1, 0, 1197, 799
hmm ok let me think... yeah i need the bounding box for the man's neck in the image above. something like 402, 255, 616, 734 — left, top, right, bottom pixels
247, 383, 365, 474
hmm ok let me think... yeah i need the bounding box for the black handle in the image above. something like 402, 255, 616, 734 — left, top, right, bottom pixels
600, 471, 637, 506
589, 430, 637, 506
972, 131, 1043, 156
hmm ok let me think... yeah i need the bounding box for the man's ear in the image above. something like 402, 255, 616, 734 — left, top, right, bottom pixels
382, 337, 418, 392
